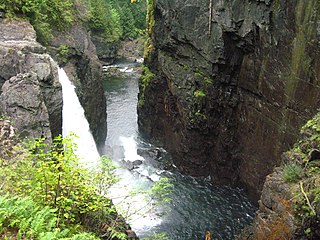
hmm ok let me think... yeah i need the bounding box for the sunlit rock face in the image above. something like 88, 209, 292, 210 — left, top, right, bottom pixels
138, 0, 320, 201
0, 20, 62, 141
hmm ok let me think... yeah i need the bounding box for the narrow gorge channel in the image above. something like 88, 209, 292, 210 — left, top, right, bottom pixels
100, 60, 256, 239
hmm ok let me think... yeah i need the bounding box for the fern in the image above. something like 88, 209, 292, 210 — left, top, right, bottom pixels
0, 195, 100, 239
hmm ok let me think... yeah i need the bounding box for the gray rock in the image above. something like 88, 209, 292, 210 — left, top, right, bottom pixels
0, 72, 51, 140
139, 0, 320, 202
0, 19, 62, 140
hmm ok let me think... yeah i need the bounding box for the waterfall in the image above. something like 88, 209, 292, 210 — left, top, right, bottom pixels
58, 67, 100, 165
58, 66, 162, 235
120, 136, 144, 161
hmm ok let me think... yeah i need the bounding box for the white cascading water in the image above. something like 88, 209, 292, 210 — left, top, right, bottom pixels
58, 66, 162, 236
58, 68, 100, 165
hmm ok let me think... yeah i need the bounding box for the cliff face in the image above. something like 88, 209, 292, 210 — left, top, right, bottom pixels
49, 22, 107, 144
0, 20, 62, 141
0, 17, 107, 145
138, 0, 320, 201
240, 114, 320, 240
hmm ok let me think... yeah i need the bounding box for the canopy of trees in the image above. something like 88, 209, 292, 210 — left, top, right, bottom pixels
0, 0, 147, 44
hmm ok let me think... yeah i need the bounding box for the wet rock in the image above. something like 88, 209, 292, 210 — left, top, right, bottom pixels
117, 39, 144, 62
0, 72, 51, 140
126, 229, 138, 239
91, 35, 119, 65
139, 0, 320, 202
121, 159, 143, 170
239, 113, 320, 239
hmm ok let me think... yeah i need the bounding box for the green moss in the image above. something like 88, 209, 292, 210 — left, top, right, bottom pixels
138, 65, 155, 108
285, 0, 319, 102
194, 69, 213, 85
56, 44, 70, 65
143, 0, 155, 59
272, 0, 281, 12
195, 110, 207, 120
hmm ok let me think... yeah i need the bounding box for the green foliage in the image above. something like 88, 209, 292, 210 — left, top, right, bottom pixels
88, 0, 122, 42
282, 161, 304, 183
87, 0, 146, 42
107, 0, 147, 39
0, 135, 118, 228
57, 45, 70, 64
144, 0, 155, 59
0, 0, 75, 44
193, 89, 206, 97
138, 65, 155, 108
283, 113, 320, 238
148, 177, 173, 204
0, 194, 100, 239
0, 0, 147, 45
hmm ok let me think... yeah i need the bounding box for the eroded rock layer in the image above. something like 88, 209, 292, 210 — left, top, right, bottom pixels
138, 0, 320, 201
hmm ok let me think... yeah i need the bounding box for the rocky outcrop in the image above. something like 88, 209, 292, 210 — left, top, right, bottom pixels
91, 35, 119, 65
0, 19, 62, 141
240, 113, 320, 239
138, 0, 320, 201
49, 22, 107, 144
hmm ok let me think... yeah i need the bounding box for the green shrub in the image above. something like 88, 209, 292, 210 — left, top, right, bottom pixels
0, 134, 118, 226
283, 161, 304, 183
0, 0, 75, 44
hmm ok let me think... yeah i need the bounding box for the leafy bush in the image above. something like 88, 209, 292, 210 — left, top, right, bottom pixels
0, 0, 75, 44
0, 135, 118, 227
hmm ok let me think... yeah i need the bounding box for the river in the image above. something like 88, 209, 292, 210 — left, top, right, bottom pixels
99, 60, 256, 240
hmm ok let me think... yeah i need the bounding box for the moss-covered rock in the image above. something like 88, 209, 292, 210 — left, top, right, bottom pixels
240, 113, 320, 239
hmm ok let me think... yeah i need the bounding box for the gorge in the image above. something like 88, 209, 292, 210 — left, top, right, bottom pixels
0, 0, 320, 239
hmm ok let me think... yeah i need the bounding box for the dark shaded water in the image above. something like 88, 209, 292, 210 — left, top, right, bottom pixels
100, 61, 256, 240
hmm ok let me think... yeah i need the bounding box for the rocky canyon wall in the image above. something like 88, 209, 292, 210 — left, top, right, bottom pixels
138, 0, 320, 201
0, 17, 107, 144
0, 20, 62, 141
